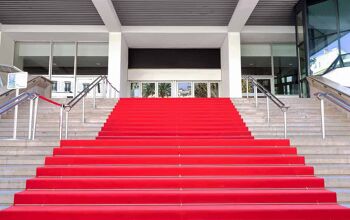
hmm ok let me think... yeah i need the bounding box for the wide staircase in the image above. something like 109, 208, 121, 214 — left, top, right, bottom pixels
1, 98, 349, 219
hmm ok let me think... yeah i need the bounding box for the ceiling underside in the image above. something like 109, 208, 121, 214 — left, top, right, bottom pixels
112, 0, 238, 26
247, 0, 300, 26
0, 0, 103, 25
0, 0, 299, 26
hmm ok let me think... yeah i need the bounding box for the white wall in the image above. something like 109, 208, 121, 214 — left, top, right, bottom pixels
221, 32, 242, 98
108, 32, 128, 98
0, 32, 15, 65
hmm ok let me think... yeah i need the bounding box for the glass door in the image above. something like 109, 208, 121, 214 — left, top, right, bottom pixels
142, 82, 156, 98
194, 82, 208, 98
177, 82, 192, 98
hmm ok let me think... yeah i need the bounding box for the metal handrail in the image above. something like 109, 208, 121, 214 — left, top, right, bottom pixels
61, 75, 119, 139
242, 75, 289, 138
315, 92, 350, 139
0, 92, 62, 140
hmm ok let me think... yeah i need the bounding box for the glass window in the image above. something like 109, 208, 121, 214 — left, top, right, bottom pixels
142, 83, 155, 98
77, 42, 108, 75
241, 45, 272, 76
339, 0, 350, 55
130, 82, 140, 97
194, 83, 208, 98
308, 0, 338, 37
273, 45, 299, 95
64, 81, 72, 93
210, 83, 219, 98
177, 82, 192, 97
52, 42, 75, 75
14, 42, 50, 75
158, 83, 172, 98
52, 81, 58, 92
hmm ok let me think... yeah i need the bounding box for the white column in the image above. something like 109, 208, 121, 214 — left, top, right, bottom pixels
0, 31, 15, 65
221, 32, 242, 98
108, 32, 128, 98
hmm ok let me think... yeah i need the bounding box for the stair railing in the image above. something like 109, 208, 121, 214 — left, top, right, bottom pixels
0, 92, 63, 140
315, 92, 350, 139
61, 75, 119, 139
243, 76, 289, 138
0, 75, 119, 140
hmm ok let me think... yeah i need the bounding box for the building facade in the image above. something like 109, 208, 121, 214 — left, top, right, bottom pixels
0, 0, 348, 98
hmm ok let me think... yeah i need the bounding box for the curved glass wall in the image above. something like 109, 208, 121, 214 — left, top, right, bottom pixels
296, 0, 350, 96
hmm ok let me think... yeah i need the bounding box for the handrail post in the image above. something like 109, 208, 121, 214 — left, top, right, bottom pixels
32, 97, 39, 140
320, 98, 326, 139
59, 106, 63, 140
254, 84, 258, 108
93, 86, 96, 109
246, 78, 249, 98
65, 111, 69, 139
13, 89, 19, 139
103, 79, 107, 98
82, 95, 85, 123
266, 97, 270, 125
28, 98, 34, 140
283, 110, 287, 139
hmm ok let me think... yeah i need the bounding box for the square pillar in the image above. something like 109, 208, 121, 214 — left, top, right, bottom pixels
221, 32, 242, 98
0, 32, 15, 65
108, 32, 128, 97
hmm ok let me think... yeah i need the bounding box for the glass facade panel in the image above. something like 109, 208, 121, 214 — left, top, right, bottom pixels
77, 42, 108, 75
241, 45, 272, 76
130, 82, 141, 97
273, 45, 299, 95
177, 82, 192, 97
142, 83, 156, 98
52, 42, 75, 75
194, 83, 208, 98
14, 42, 50, 75
158, 83, 172, 98
210, 83, 219, 98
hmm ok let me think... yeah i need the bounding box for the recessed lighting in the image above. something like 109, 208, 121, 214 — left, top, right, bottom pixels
249, 63, 254, 66
96, 63, 101, 66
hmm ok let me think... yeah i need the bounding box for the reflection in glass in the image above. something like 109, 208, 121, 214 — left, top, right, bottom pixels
241, 80, 253, 94
241, 57, 272, 75
52, 42, 75, 75
77, 42, 108, 75
14, 42, 50, 75
142, 83, 155, 98
297, 11, 304, 44
210, 83, 219, 98
194, 83, 208, 98
158, 83, 171, 98
178, 82, 192, 97
257, 79, 271, 92
130, 83, 140, 97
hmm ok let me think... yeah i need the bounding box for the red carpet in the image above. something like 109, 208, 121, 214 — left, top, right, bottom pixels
1, 98, 349, 219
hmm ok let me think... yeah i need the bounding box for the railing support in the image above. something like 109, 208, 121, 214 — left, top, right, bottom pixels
266, 97, 270, 125
283, 111, 287, 139
82, 96, 85, 123
28, 98, 34, 140
320, 98, 326, 139
93, 86, 96, 109
13, 89, 19, 139
32, 97, 39, 140
254, 85, 258, 108
65, 111, 69, 139
59, 106, 63, 140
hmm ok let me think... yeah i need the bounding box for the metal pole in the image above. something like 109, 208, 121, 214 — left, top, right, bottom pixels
59, 106, 63, 140
32, 97, 39, 140
28, 98, 34, 140
283, 111, 287, 139
266, 97, 270, 125
103, 79, 107, 98
82, 95, 85, 123
254, 85, 258, 108
246, 79, 249, 98
13, 89, 19, 139
321, 99, 326, 139
65, 111, 69, 139
93, 86, 96, 109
